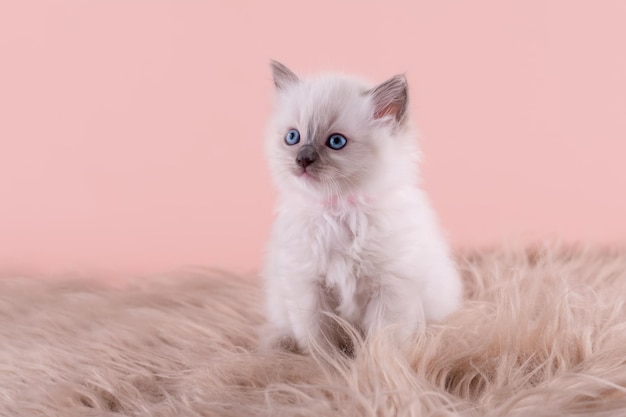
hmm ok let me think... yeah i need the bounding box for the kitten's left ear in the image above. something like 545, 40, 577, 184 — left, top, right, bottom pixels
368, 74, 408, 124
270, 60, 299, 90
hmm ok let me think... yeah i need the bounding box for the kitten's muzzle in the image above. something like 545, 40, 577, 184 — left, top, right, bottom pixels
296, 145, 319, 169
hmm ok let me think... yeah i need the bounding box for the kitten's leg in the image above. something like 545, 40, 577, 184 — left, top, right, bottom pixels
279, 279, 356, 355
420, 259, 463, 323
287, 281, 326, 354
261, 275, 326, 354
263, 273, 349, 355
259, 276, 299, 353
361, 283, 425, 345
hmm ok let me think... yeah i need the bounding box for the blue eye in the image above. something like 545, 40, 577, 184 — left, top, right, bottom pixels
284, 129, 300, 145
326, 134, 347, 150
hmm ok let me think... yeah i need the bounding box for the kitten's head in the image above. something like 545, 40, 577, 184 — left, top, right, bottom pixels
265, 61, 418, 201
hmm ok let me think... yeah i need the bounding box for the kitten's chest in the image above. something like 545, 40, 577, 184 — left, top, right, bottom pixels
274, 201, 380, 320
294, 204, 373, 284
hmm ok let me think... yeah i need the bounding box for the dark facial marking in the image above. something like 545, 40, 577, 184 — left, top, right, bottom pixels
296, 145, 319, 169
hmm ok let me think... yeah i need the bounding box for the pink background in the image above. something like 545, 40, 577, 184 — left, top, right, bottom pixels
1, 1, 625, 277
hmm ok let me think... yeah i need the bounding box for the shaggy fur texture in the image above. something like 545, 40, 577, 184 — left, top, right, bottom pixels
1, 245, 626, 416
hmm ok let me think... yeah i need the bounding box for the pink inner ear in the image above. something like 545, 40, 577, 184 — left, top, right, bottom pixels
374, 101, 401, 120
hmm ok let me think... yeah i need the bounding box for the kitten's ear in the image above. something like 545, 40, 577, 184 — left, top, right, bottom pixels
368, 74, 408, 124
270, 60, 299, 90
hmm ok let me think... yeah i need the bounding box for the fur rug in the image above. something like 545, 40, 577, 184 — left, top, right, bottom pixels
1, 245, 626, 416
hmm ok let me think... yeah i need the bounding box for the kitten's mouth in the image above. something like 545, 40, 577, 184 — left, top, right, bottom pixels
297, 168, 318, 181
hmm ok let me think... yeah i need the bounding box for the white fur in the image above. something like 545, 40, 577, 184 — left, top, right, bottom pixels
262, 65, 463, 353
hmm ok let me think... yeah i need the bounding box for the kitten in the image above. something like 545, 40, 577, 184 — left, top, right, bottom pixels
262, 61, 463, 355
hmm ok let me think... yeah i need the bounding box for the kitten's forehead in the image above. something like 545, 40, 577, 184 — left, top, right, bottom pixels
275, 74, 372, 140
300, 75, 369, 110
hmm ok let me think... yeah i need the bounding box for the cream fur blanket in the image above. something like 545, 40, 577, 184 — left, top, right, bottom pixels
1, 245, 625, 416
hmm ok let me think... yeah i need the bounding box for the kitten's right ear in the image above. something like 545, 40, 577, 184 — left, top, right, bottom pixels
270, 60, 299, 90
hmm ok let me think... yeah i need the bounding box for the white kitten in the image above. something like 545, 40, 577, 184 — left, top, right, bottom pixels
262, 61, 462, 355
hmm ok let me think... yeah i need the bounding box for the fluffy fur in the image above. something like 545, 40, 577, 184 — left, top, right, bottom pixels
263, 62, 462, 354
1, 245, 626, 416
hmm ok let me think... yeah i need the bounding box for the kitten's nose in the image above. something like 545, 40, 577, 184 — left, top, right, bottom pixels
296, 145, 319, 169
